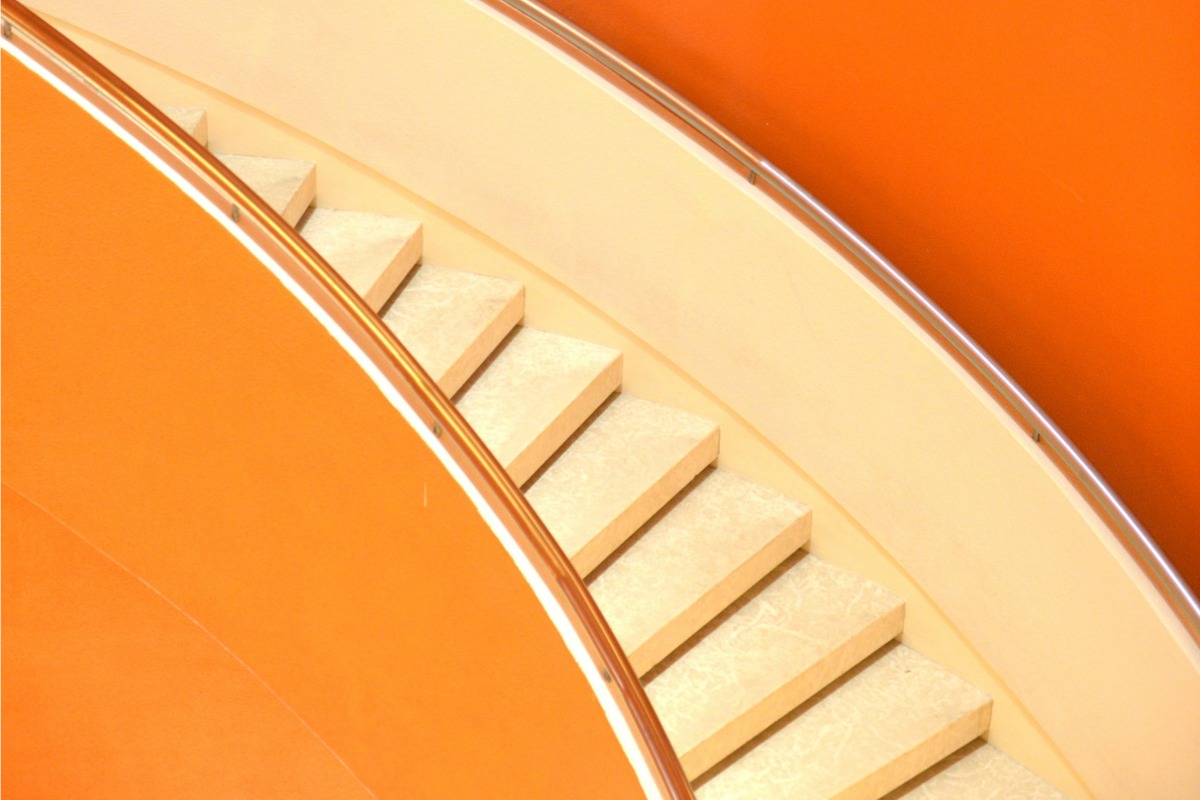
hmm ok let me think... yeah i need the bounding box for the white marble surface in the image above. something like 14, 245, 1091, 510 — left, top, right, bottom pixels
298, 207, 421, 312
649, 554, 904, 778
886, 742, 1066, 799
589, 467, 810, 675
215, 153, 315, 225
527, 394, 718, 576
696, 644, 991, 800
455, 327, 621, 484
383, 264, 523, 395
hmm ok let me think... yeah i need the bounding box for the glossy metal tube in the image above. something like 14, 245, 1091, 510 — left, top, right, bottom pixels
486, 0, 1200, 645
0, 2, 695, 796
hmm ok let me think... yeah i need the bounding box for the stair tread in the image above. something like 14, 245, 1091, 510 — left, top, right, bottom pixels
298, 207, 421, 312
588, 468, 810, 676
215, 153, 316, 226
648, 554, 904, 779
383, 264, 523, 396
696, 644, 991, 800
884, 742, 1066, 800
455, 327, 621, 485
527, 394, 719, 576
161, 105, 207, 146
156, 95, 1064, 800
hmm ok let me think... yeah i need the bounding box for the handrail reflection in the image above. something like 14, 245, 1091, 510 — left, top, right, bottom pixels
0, 2, 694, 797
485, 0, 1200, 646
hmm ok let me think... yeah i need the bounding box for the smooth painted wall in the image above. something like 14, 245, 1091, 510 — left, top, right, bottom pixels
22, 3, 1200, 795
1, 53, 644, 799
542, 0, 1200, 589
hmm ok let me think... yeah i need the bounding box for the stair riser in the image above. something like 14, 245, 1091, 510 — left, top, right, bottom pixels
629, 512, 811, 676
682, 603, 905, 779
836, 705, 992, 800
216, 153, 316, 227
297, 208, 422, 313
361, 228, 422, 312
147, 103, 1065, 800
570, 427, 720, 577
281, 169, 317, 226
439, 288, 524, 396
891, 743, 1067, 799
505, 357, 623, 485
191, 115, 209, 147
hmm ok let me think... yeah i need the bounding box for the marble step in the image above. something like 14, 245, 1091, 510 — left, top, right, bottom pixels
215, 153, 316, 226
696, 644, 992, 800
455, 327, 622, 485
383, 265, 524, 396
161, 105, 207, 146
648, 554, 904, 779
297, 208, 421, 312
526, 394, 719, 576
588, 468, 810, 676
884, 741, 1066, 799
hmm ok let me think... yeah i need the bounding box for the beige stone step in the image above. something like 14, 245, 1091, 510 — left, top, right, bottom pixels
215, 153, 316, 226
696, 644, 992, 800
297, 208, 421, 312
383, 265, 523, 396
588, 468, 810, 676
455, 327, 622, 485
161, 105, 207, 146
647, 554, 904, 779
884, 741, 1066, 799
526, 394, 719, 576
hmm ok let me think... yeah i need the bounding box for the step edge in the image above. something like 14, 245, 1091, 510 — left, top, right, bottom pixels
505, 352, 624, 485
280, 164, 317, 227
833, 701, 993, 800
438, 283, 526, 396
361, 223, 423, 312
629, 509, 813, 675
680, 602, 907, 780
570, 425, 721, 577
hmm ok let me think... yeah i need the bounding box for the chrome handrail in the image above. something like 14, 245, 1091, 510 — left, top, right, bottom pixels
0, 2, 694, 796
486, 0, 1200, 644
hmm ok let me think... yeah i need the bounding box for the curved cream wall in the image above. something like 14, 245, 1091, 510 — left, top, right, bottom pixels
34, 2, 1200, 797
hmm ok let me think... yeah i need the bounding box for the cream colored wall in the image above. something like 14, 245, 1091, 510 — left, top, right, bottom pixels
35, 3, 1200, 797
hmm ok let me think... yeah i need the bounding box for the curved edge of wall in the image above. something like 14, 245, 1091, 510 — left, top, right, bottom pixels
29, 0, 1200, 796
0, 47, 650, 799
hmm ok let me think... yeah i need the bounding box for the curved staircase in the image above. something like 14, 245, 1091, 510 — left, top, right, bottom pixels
162, 103, 1068, 800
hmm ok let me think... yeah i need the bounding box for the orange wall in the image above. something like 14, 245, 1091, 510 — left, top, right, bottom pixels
1, 53, 643, 799
1, 485, 377, 800
543, 0, 1200, 589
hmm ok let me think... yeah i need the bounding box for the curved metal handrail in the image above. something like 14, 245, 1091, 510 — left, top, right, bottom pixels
485, 0, 1200, 646
0, 2, 694, 797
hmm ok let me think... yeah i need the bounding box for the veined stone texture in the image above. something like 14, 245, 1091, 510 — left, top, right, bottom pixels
885, 742, 1067, 799
167, 101, 1065, 800
383, 265, 523, 396
696, 644, 991, 800
648, 554, 904, 778
526, 394, 718, 576
588, 467, 810, 675
298, 208, 421, 312
215, 153, 316, 226
455, 327, 621, 484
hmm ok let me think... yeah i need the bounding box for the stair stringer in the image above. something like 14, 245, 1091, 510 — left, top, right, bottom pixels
39, 7, 1200, 799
